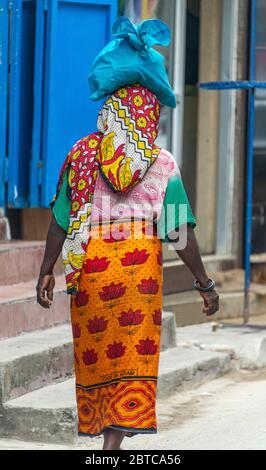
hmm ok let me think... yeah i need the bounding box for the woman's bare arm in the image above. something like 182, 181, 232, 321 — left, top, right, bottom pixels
170, 225, 219, 316
36, 215, 67, 308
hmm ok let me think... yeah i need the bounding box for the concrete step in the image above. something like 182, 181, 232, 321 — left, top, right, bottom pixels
175, 322, 266, 369
163, 290, 263, 327
0, 346, 231, 444
0, 312, 176, 403
250, 283, 266, 296
0, 275, 69, 339
251, 253, 266, 284
160, 310, 176, 351
1, 378, 77, 444
0, 240, 64, 286
157, 346, 231, 399
0, 324, 74, 403
162, 254, 237, 295
0, 213, 10, 241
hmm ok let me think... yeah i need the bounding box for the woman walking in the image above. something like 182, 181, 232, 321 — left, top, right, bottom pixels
36, 17, 219, 451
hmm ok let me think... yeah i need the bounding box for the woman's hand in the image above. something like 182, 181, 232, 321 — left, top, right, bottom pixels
36, 274, 55, 309
36, 214, 67, 309
173, 226, 219, 317
199, 290, 219, 316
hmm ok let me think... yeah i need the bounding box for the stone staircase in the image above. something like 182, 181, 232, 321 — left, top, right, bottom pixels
163, 269, 266, 326
0, 241, 69, 339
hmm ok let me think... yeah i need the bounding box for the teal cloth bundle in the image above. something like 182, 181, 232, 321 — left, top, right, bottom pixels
88, 16, 176, 108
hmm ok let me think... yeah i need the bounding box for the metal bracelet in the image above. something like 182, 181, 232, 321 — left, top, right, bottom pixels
193, 277, 216, 292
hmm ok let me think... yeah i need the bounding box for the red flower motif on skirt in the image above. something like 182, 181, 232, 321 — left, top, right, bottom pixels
153, 309, 162, 325
72, 322, 81, 338
99, 282, 126, 301
118, 308, 144, 326
121, 248, 149, 266
75, 290, 89, 307
157, 251, 163, 266
82, 348, 98, 365
104, 226, 130, 243
135, 338, 158, 355
105, 341, 126, 359
83, 256, 110, 274
137, 277, 159, 295
87, 316, 108, 333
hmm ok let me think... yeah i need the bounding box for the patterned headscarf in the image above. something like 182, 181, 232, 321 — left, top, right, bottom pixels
50, 84, 161, 294
96, 84, 161, 192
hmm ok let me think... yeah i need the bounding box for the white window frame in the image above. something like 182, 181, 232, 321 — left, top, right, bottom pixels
171, 0, 187, 166
216, 0, 239, 255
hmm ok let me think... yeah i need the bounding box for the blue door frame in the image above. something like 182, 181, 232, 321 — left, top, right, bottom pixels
32, 0, 117, 207
8, 0, 36, 208
0, 0, 117, 209
0, 0, 37, 208
0, 1, 9, 208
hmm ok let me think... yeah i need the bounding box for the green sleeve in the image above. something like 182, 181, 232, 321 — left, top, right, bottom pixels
51, 171, 71, 232
157, 174, 197, 242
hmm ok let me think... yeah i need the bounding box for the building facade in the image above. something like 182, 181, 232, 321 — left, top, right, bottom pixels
0, 0, 264, 277
118, 0, 250, 269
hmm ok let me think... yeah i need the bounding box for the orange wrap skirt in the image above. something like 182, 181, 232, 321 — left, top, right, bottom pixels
70, 219, 162, 436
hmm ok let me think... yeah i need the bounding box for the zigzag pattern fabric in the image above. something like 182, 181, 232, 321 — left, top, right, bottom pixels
96, 84, 161, 193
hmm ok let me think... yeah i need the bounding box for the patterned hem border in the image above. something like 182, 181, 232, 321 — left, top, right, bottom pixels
76, 376, 158, 391
78, 425, 157, 438
109, 425, 157, 434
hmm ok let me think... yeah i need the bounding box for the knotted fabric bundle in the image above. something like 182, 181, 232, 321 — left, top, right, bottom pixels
88, 16, 176, 108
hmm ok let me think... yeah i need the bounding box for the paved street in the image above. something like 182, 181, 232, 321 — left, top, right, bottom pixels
0, 368, 266, 450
